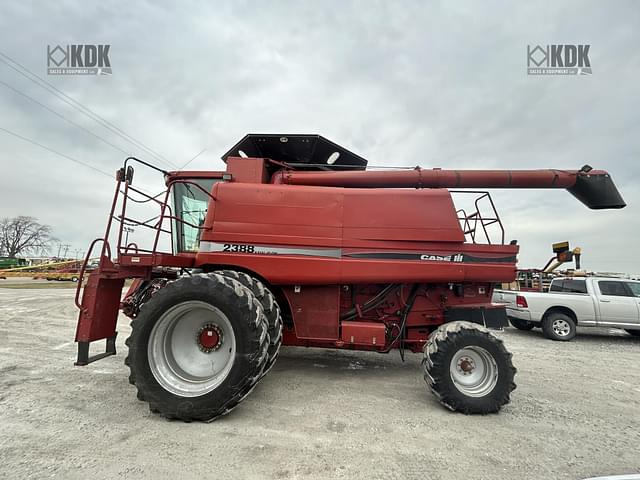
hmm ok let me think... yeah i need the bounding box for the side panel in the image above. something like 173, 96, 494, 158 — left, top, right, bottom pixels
205, 183, 343, 248
342, 188, 464, 243
592, 279, 640, 325
197, 183, 518, 285
75, 273, 124, 343
444, 305, 508, 329
197, 246, 518, 285
282, 285, 340, 340
202, 183, 465, 248
341, 321, 386, 346
226, 157, 269, 183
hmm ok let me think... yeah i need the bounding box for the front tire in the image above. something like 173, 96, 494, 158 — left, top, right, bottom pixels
215, 270, 283, 375
423, 321, 516, 414
542, 312, 576, 341
509, 317, 535, 331
125, 273, 269, 421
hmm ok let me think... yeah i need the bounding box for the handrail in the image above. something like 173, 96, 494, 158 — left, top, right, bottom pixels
78, 159, 217, 280
113, 215, 173, 235
74, 237, 111, 309
110, 175, 213, 258
119, 189, 166, 204
76, 173, 121, 309
452, 191, 505, 245
128, 185, 169, 206
76, 159, 219, 315
124, 242, 139, 254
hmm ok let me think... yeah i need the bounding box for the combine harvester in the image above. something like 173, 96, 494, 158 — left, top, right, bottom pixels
73, 134, 625, 420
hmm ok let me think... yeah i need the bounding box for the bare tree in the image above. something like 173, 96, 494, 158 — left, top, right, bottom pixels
0, 216, 55, 258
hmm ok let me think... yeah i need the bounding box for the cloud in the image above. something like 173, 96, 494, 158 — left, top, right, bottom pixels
0, 0, 638, 272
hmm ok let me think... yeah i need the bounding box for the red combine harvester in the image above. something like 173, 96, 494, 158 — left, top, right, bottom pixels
74, 134, 625, 420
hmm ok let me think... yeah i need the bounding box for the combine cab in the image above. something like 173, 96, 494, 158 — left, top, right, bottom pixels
74, 134, 625, 420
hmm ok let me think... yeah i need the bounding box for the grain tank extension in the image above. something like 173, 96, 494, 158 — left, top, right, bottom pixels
74, 134, 625, 420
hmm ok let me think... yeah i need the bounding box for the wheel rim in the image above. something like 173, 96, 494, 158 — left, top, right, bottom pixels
449, 346, 498, 397
552, 319, 571, 336
148, 301, 236, 397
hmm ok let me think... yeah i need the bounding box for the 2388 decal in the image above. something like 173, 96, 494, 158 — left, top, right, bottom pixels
222, 244, 255, 253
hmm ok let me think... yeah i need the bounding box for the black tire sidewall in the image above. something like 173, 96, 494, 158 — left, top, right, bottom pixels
542, 312, 576, 341
215, 270, 282, 367
129, 275, 263, 419
509, 317, 535, 331
428, 329, 515, 414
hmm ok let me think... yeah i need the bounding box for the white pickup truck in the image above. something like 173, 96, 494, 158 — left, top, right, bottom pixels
493, 277, 640, 341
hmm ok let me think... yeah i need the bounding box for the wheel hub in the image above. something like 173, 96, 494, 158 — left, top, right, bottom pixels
552, 319, 571, 336
449, 346, 498, 397
197, 324, 222, 352
457, 356, 476, 375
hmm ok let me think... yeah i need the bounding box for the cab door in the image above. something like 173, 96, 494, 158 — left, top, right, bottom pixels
595, 280, 640, 326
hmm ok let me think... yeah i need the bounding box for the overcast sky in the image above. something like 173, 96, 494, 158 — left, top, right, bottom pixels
0, 0, 638, 272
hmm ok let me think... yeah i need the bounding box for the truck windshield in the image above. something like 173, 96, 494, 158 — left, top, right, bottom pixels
172, 179, 218, 252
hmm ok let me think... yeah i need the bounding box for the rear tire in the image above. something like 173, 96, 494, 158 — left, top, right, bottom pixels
125, 273, 269, 421
509, 317, 535, 331
423, 321, 516, 414
215, 270, 283, 375
542, 312, 576, 341
625, 329, 640, 337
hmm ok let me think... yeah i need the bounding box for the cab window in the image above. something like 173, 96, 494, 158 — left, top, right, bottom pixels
598, 281, 632, 297
549, 279, 587, 293
626, 282, 640, 297
172, 179, 218, 252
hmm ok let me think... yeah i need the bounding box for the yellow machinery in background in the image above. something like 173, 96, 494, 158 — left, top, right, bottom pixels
502, 241, 583, 292
0, 259, 89, 282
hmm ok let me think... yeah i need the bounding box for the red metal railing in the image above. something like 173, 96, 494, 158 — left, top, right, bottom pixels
74, 159, 215, 305
452, 191, 504, 244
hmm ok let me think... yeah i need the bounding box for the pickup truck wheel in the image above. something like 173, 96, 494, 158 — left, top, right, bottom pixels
509, 317, 535, 331
423, 321, 516, 414
542, 312, 576, 341
625, 329, 640, 337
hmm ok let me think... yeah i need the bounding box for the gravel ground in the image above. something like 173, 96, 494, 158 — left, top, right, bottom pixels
1, 285, 639, 480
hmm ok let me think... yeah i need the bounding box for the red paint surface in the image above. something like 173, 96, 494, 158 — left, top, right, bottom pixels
75, 154, 621, 355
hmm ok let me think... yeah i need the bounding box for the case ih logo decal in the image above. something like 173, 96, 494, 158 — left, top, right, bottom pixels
420, 254, 464, 262
527, 44, 592, 75
47, 44, 112, 75
348, 252, 475, 262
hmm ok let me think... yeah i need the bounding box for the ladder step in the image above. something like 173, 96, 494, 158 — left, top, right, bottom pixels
75, 334, 117, 366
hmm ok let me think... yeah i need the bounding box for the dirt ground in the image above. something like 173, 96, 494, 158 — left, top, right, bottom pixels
0, 284, 639, 480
